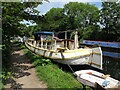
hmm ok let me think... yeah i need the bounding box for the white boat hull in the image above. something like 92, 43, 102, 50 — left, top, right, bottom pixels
52, 55, 91, 65
25, 41, 102, 69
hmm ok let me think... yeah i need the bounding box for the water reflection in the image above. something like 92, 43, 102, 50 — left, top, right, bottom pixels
103, 51, 120, 58
103, 56, 120, 80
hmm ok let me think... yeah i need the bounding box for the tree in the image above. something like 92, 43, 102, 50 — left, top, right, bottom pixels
2, 2, 41, 38
2, 2, 41, 74
100, 2, 120, 41
24, 25, 41, 37
64, 2, 100, 41
40, 8, 69, 32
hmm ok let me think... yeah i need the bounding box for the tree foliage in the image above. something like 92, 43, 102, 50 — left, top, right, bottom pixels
45, 8, 67, 31
100, 2, 120, 41
64, 2, 100, 41
2, 2, 41, 78
2, 2, 41, 37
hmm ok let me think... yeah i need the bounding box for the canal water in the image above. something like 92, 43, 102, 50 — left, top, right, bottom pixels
102, 50, 120, 81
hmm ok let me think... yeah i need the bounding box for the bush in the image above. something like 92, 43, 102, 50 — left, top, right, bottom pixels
33, 59, 51, 66
1, 72, 15, 82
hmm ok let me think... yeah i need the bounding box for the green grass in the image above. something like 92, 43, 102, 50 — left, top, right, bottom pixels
36, 64, 82, 88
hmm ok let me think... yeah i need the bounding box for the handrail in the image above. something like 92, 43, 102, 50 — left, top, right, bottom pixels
28, 39, 56, 42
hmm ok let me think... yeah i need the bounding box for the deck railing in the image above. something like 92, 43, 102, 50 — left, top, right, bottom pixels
27, 38, 75, 50
27, 39, 58, 51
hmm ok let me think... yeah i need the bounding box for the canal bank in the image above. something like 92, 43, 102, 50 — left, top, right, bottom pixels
20, 42, 90, 89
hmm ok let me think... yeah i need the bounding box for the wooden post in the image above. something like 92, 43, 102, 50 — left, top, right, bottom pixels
41, 41, 43, 48
65, 31, 67, 39
74, 31, 79, 49
41, 35, 43, 48
54, 40, 56, 50
34, 40, 36, 46
52, 33, 54, 39
46, 42, 47, 49
52, 32, 56, 50
65, 31, 67, 48
36, 40, 37, 46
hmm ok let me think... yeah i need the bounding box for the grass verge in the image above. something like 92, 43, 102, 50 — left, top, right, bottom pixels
36, 64, 82, 88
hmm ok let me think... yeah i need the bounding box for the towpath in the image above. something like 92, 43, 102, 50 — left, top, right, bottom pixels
4, 42, 47, 89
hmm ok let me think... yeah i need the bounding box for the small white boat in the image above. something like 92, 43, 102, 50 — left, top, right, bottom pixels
74, 69, 120, 89
25, 31, 103, 70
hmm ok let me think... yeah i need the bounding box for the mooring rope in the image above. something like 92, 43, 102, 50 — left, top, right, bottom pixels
67, 64, 75, 73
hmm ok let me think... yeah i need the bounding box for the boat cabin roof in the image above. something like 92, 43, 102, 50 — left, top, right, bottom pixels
34, 31, 54, 35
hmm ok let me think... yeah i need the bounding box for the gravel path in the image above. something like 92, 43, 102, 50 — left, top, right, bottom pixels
4, 43, 47, 89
